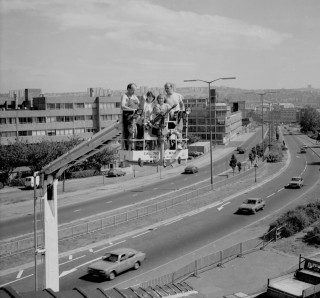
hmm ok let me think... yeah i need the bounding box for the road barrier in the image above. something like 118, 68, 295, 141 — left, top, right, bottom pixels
0, 162, 262, 258
138, 228, 276, 288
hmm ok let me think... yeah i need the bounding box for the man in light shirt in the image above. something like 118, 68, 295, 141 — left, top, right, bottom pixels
164, 82, 185, 149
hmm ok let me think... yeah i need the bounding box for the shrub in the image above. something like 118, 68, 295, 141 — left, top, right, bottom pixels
0, 182, 4, 189
266, 152, 282, 162
9, 178, 25, 187
68, 170, 99, 179
304, 222, 320, 245
268, 200, 320, 238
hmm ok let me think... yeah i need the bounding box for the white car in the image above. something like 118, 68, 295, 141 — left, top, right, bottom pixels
288, 177, 304, 188
238, 198, 266, 214
87, 248, 146, 280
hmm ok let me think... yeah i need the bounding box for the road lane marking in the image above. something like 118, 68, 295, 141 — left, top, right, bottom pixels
278, 188, 284, 192
217, 202, 231, 211
74, 209, 81, 212
105, 201, 112, 204
59, 268, 77, 278
0, 274, 33, 287
131, 231, 150, 238
16, 270, 23, 279
93, 240, 126, 253
59, 255, 86, 265
163, 218, 182, 226
266, 193, 275, 198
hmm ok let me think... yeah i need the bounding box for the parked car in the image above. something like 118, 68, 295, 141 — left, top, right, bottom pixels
287, 176, 304, 188
184, 165, 199, 174
24, 176, 40, 189
188, 151, 203, 157
237, 198, 265, 214
106, 169, 126, 177
87, 248, 146, 280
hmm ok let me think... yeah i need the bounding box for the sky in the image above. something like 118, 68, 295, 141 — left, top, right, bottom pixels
0, 0, 320, 93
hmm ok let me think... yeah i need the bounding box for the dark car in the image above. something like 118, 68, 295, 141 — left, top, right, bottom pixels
188, 151, 203, 157
106, 169, 126, 177
237, 147, 246, 154
184, 165, 199, 174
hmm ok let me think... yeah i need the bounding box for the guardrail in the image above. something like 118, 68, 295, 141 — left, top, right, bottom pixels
0, 162, 262, 258
139, 228, 277, 288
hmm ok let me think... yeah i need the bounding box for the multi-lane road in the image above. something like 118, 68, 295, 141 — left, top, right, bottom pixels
1, 128, 320, 293
0, 131, 262, 240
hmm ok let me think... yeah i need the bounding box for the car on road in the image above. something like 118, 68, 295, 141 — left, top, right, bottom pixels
236, 147, 246, 154
237, 198, 265, 214
87, 248, 146, 280
287, 176, 304, 188
106, 168, 126, 177
300, 147, 307, 153
184, 165, 199, 174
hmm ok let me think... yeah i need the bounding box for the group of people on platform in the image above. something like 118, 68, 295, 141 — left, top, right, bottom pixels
121, 82, 186, 151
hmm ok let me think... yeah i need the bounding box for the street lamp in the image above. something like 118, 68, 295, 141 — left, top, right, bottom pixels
254, 91, 278, 160
184, 77, 236, 189
254, 163, 258, 182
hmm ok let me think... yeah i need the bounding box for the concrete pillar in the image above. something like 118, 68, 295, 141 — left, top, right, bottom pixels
42, 176, 59, 291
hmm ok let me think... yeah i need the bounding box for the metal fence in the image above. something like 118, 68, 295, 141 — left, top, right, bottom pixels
139, 228, 276, 288
0, 163, 261, 258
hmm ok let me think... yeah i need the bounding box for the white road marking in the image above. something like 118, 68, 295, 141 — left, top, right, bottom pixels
93, 240, 126, 253
16, 270, 23, 279
278, 188, 284, 192
217, 202, 231, 211
74, 209, 81, 212
131, 231, 150, 238
59, 255, 86, 265
0, 274, 33, 287
59, 268, 77, 278
105, 201, 112, 204
266, 193, 275, 198
163, 218, 182, 226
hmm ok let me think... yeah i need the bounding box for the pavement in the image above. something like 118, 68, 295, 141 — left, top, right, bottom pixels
1, 129, 319, 297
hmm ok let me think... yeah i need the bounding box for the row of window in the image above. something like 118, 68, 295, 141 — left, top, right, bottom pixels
0, 114, 121, 125
45, 102, 120, 110
0, 128, 96, 137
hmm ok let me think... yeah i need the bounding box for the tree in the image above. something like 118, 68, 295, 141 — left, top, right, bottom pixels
229, 154, 237, 176
249, 152, 255, 165
237, 161, 242, 173
86, 147, 118, 172
300, 107, 320, 133
0, 141, 28, 185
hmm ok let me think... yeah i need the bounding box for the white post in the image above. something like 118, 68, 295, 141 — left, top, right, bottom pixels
42, 175, 59, 291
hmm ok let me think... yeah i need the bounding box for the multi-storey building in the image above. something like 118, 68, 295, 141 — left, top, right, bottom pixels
0, 89, 121, 145
185, 92, 242, 145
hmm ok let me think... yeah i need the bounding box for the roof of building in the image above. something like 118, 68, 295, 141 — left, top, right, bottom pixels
0, 282, 201, 298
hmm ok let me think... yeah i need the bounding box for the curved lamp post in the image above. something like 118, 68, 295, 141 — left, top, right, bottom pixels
184, 77, 236, 189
